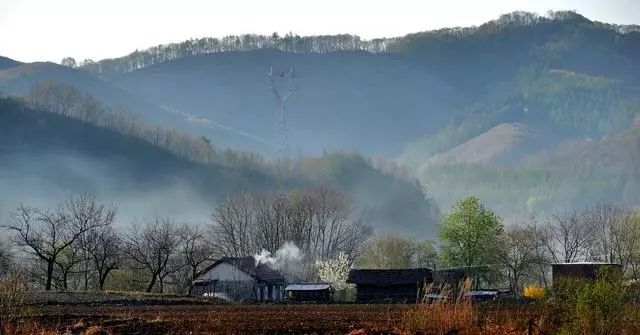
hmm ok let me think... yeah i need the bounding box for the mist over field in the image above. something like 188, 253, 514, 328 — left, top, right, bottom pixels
0, 151, 212, 227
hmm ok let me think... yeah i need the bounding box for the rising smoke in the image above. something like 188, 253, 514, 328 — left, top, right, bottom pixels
253, 242, 309, 282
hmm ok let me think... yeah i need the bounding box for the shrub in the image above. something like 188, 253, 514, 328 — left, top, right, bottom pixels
572, 273, 628, 335
523, 284, 545, 299
552, 271, 636, 335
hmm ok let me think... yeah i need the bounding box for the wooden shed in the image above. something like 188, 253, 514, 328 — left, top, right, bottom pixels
552, 262, 623, 286
347, 268, 432, 302
285, 283, 332, 302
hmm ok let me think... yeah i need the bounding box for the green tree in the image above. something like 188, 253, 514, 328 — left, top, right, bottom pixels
438, 196, 504, 267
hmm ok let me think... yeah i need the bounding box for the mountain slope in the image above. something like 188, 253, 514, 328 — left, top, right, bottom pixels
0, 62, 174, 123
0, 62, 272, 152
0, 56, 21, 70
0, 96, 278, 224
421, 123, 533, 169
0, 96, 439, 237
112, 49, 456, 155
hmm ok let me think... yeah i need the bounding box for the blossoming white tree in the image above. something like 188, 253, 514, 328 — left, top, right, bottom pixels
315, 251, 354, 301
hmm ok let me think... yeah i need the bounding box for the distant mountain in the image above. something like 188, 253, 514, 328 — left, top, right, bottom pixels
0, 96, 438, 237
2, 10, 640, 222
0, 56, 21, 70
112, 49, 455, 155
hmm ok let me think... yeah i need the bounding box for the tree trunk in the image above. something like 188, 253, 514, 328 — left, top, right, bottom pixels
146, 274, 157, 293
83, 259, 89, 290
62, 270, 69, 290
99, 268, 111, 291
99, 270, 108, 290
45, 261, 54, 291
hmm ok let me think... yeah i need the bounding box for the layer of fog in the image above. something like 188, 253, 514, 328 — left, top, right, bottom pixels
0, 151, 213, 229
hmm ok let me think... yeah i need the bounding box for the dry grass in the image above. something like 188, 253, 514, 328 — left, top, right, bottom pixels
398, 279, 479, 334
0, 270, 27, 335
396, 279, 548, 335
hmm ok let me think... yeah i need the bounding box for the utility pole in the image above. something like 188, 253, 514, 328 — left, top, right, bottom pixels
268, 66, 295, 176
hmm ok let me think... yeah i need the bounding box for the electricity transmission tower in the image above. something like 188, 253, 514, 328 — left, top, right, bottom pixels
268, 66, 295, 174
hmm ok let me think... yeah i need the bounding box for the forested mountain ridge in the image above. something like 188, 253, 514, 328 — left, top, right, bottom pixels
72, 11, 639, 79
0, 95, 439, 237
1, 10, 639, 224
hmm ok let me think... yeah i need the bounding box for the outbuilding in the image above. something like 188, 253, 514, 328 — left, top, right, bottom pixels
190, 256, 286, 302
552, 262, 623, 286
284, 283, 332, 302
347, 268, 432, 302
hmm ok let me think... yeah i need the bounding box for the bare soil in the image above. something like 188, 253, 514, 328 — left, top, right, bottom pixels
22, 303, 409, 334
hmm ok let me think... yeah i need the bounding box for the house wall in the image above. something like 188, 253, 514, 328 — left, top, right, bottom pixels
286, 289, 331, 302
193, 262, 284, 302
355, 284, 421, 302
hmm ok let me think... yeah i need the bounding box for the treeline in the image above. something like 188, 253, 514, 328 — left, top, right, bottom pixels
1, 194, 202, 293
70, 11, 639, 75
75, 34, 396, 74
0, 187, 369, 294
25, 81, 265, 171
212, 186, 370, 261
437, 197, 640, 295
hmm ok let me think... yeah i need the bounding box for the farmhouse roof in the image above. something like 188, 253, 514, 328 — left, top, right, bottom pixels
347, 268, 432, 286
285, 283, 331, 291
196, 256, 285, 283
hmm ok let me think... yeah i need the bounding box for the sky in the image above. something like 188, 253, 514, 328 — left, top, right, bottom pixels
1, 0, 639, 63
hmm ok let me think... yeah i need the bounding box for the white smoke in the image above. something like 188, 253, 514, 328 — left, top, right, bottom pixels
253, 241, 302, 266
254, 241, 307, 281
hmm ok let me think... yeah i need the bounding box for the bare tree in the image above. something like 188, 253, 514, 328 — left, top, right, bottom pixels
583, 202, 629, 263
54, 242, 83, 290
211, 194, 256, 258
180, 224, 214, 282
496, 226, 543, 296
66, 194, 117, 290
210, 186, 371, 265
122, 218, 182, 293
538, 211, 593, 263
3, 195, 110, 290
85, 224, 121, 290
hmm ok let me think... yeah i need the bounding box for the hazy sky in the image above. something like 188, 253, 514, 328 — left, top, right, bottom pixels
1, 0, 639, 63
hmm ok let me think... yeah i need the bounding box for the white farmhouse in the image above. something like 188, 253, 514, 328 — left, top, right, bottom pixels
190, 256, 285, 302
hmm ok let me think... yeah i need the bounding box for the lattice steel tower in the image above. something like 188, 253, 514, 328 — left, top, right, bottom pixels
268, 66, 295, 173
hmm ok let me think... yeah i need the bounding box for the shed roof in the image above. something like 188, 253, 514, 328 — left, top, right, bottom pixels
285, 283, 331, 291
465, 290, 498, 297
552, 262, 623, 266
196, 256, 285, 283
347, 268, 432, 286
